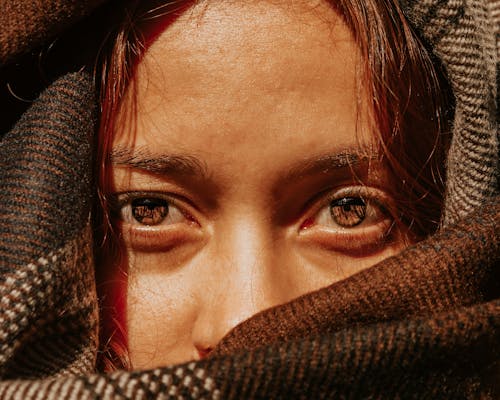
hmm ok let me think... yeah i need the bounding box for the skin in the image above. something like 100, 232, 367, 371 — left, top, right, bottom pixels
107, 0, 408, 369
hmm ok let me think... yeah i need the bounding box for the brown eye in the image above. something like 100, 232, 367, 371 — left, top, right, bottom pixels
131, 198, 169, 225
330, 197, 366, 227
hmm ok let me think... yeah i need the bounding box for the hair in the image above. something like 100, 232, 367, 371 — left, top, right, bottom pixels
93, 0, 452, 371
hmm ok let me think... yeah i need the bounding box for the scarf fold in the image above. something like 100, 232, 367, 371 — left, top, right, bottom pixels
214, 195, 500, 356
401, 0, 499, 225
0, 73, 98, 380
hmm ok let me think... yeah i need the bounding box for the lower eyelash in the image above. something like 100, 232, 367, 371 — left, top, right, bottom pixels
301, 217, 395, 256
120, 223, 201, 252
110, 192, 199, 225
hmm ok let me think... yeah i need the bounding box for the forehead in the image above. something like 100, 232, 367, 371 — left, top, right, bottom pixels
114, 0, 371, 179
143, 0, 346, 44
133, 0, 357, 94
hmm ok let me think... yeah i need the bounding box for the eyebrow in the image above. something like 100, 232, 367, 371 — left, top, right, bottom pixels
110, 146, 209, 178
110, 146, 378, 182
283, 149, 378, 182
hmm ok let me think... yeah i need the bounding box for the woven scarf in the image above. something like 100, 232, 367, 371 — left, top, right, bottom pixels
0, 0, 499, 398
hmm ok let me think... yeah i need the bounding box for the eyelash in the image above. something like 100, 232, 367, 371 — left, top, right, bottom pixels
299, 186, 396, 253
111, 191, 200, 250
111, 186, 396, 253
117, 193, 187, 224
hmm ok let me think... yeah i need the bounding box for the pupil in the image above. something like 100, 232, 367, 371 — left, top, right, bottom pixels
330, 197, 367, 228
131, 198, 169, 225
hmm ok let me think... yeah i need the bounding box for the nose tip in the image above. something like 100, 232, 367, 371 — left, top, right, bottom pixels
191, 263, 273, 355
192, 293, 263, 356
195, 345, 213, 360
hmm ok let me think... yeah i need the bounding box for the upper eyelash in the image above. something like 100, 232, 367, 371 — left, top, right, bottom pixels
108, 192, 179, 221
112, 191, 204, 228
111, 191, 181, 209
308, 186, 393, 217
110, 187, 394, 226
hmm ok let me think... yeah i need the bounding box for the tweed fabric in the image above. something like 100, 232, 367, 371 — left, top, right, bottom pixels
0, 73, 94, 270
401, 0, 499, 225
214, 195, 500, 354
0, 73, 99, 379
0, 289, 498, 399
0, 0, 106, 65
0, 0, 499, 399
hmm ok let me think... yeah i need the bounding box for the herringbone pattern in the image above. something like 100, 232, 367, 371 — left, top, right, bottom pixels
402, 0, 499, 225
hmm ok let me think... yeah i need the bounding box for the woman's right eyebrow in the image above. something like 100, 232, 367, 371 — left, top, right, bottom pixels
110, 146, 209, 179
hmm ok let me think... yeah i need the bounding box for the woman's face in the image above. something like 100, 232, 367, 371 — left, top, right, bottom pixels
107, 0, 407, 368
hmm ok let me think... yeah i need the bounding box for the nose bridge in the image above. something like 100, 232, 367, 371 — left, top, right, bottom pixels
192, 216, 276, 352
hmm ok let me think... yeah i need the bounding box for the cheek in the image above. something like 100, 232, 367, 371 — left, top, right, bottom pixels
294, 220, 410, 286
294, 241, 407, 287
126, 265, 198, 368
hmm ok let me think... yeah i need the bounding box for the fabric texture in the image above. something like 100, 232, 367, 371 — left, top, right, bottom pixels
0, 73, 98, 380
401, 0, 499, 225
0, 0, 499, 399
0, 0, 106, 65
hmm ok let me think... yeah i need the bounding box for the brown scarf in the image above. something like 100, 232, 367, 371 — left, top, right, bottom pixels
0, 0, 499, 398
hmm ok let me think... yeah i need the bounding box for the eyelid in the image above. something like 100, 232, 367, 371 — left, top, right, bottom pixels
110, 191, 204, 252
301, 185, 394, 225
114, 191, 186, 207
110, 191, 200, 225
297, 185, 399, 255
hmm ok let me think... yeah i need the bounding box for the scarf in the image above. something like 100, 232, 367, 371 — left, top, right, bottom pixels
0, 0, 498, 398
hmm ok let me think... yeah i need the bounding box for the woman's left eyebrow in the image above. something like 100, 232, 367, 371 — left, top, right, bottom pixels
282, 150, 378, 183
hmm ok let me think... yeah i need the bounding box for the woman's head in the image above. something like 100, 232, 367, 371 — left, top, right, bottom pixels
95, 0, 450, 370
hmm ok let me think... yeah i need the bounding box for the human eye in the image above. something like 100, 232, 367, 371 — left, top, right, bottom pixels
111, 192, 201, 250
120, 195, 185, 226
299, 186, 398, 254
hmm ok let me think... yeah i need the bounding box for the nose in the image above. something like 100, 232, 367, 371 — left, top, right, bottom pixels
191, 219, 280, 357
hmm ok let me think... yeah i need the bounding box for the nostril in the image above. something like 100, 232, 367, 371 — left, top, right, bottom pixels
196, 346, 213, 360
